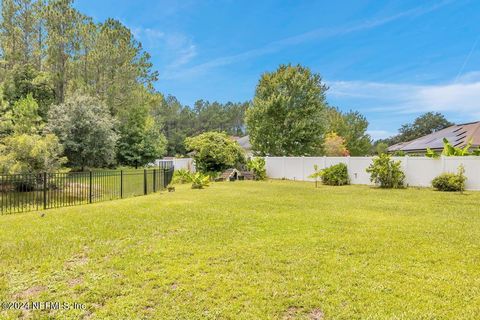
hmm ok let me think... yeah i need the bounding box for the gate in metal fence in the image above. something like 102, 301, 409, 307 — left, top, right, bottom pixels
0, 165, 174, 215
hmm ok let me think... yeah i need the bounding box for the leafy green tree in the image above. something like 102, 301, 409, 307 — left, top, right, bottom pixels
2, 64, 55, 118
0, 91, 14, 138
0, 133, 66, 174
374, 142, 389, 155
326, 107, 371, 156
10, 94, 43, 134
156, 95, 196, 156
76, 18, 158, 114
117, 105, 167, 168
185, 132, 246, 173
46, 95, 118, 170
379, 112, 453, 147
398, 112, 453, 142
0, 0, 22, 67
246, 64, 328, 156
44, 0, 82, 103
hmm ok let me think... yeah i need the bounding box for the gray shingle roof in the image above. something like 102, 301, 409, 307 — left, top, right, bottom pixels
388, 121, 480, 153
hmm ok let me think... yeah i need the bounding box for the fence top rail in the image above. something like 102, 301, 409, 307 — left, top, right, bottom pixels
0, 167, 173, 177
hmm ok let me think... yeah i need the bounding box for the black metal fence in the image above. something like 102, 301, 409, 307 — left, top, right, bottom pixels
0, 163, 174, 215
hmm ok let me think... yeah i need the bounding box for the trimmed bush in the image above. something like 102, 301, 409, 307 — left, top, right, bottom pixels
184, 132, 246, 173
366, 154, 405, 188
321, 163, 349, 186
432, 165, 466, 192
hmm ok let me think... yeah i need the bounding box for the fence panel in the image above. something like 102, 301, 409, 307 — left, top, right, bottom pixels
0, 165, 174, 215
265, 156, 480, 190
0, 174, 41, 214
444, 157, 480, 190
156, 158, 195, 172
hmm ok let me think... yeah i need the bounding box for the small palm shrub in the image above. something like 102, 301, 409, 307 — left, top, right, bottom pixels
247, 157, 267, 181
321, 163, 350, 186
173, 169, 192, 184
366, 154, 405, 188
432, 165, 466, 192
190, 172, 210, 189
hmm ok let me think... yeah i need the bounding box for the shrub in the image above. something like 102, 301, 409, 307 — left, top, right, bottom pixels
184, 132, 246, 173
321, 163, 350, 186
309, 163, 349, 187
247, 157, 267, 181
432, 165, 466, 192
366, 154, 405, 188
0, 133, 67, 191
0, 133, 67, 175
190, 172, 210, 189
173, 169, 191, 184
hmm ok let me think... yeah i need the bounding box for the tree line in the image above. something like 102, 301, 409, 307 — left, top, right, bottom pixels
0, 0, 248, 174
0, 0, 454, 176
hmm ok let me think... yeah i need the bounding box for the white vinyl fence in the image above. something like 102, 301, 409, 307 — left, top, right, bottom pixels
265, 156, 480, 190
159, 156, 480, 190
155, 158, 196, 172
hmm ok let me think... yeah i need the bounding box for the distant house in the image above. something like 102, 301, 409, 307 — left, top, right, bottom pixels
231, 135, 252, 156
388, 121, 480, 154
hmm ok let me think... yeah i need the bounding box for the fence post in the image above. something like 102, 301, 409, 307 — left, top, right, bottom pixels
89, 171, 93, 203
302, 156, 305, 181
144, 169, 147, 195
120, 170, 123, 199
43, 172, 47, 210
153, 169, 157, 192
163, 168, 167, 188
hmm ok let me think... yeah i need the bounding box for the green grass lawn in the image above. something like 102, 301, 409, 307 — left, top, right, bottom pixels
1, 181, 479, 319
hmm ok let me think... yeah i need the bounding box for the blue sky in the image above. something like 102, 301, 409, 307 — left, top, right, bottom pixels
75, 0, 480, 140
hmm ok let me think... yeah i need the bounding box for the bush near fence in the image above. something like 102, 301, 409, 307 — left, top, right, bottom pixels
264, 156, 480, 191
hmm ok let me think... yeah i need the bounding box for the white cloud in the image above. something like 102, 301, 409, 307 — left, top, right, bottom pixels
132, 27, 197, 69
328, 73, 480, 119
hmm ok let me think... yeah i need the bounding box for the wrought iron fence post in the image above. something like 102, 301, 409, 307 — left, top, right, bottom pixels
153, 169, 156, 192
144, 169, 147, 195
89, 171, 93, 203
120, 170, 123, 198
43, 172, 47, 210
163, 168, 167, 188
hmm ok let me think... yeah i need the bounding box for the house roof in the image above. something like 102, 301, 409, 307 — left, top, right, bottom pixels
236, 135, 251, 150
388, 121, 480, 153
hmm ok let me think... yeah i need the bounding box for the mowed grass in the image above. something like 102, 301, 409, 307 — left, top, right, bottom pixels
1, 181, 480, 319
